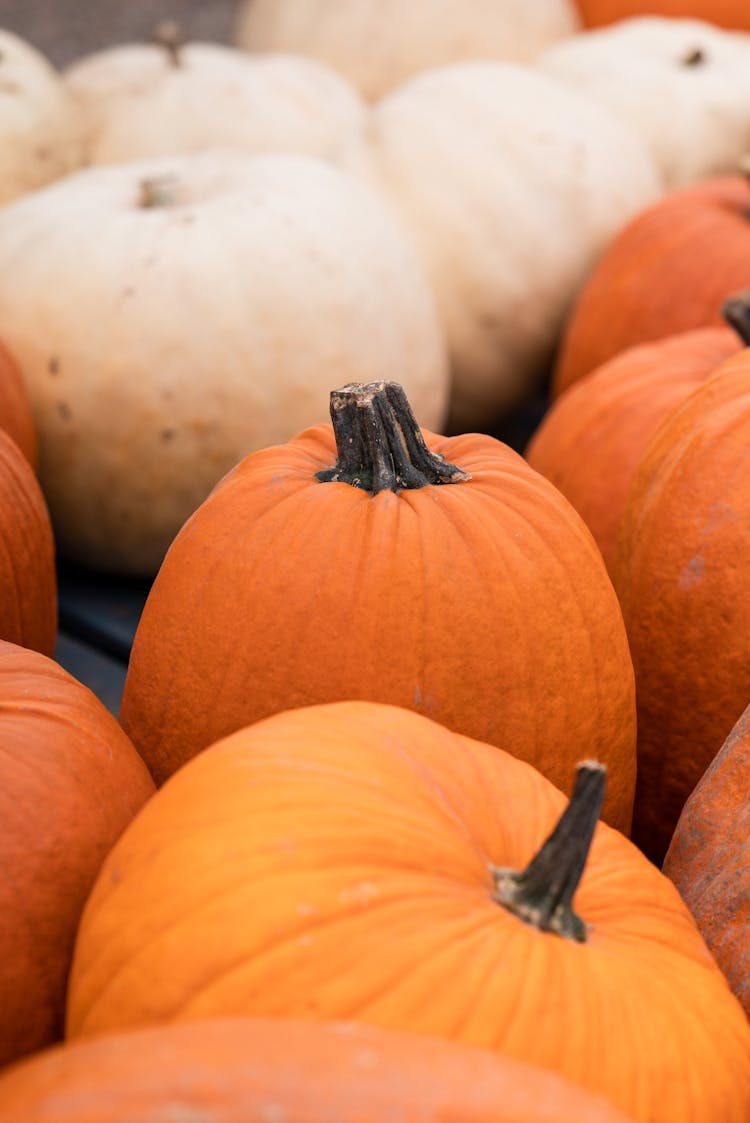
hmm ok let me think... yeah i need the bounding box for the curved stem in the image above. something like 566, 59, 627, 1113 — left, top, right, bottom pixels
491, 761, 606, 943
315, 381, 470, 493
722, 291, 750, 347
152, 19, 184, 67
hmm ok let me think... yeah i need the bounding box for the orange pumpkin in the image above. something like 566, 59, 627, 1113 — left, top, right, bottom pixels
553, 175, 750, 394
0, 429, 55, 655
0, 640, 154, 1066
120, 380, 636, 832
614, 354, 750, 863
526, 299, 748, 573
577, 1, 750, 30
66, 702, 750, 1122
0, 339, 36, 468
0, 1017, 636, 1122
663, 701, 750, 1019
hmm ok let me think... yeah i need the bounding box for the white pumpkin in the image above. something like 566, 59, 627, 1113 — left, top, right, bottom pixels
64, 30, 367, 167
0, 28, 82, 203
538, 17, 750, 189
0, 150, 449, 575
234, 0, 581, 100
346, 62, 661, 430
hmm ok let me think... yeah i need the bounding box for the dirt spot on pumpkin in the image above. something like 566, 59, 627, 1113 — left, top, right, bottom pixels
48, 356, 60, 376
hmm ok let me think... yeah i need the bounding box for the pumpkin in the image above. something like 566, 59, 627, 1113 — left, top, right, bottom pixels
0, 429, 55, 655
0, 338, 36, 467
64, 25, 367, 168
663, 701, 750, 1019
553, 173, 750, 393
0, 639, 154, 1067
614, 355, 750, 863
526, 297, 749, 573
346, 62, 660, 429
0, 1017, 636, 1122
576, 0, 750, 32
0, 28, 82, 204
537, 18, 750, 190
0, 150, 448, 576
66, 702, 750, 1122
234, 0, 581, 100
120, 380, 636, 831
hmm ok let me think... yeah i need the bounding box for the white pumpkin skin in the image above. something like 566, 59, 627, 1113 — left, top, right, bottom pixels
64, 38, 368, 168
345, 63, 661, 431
234, 0, 581, 100
538, 17, 750, 190
0, 29, 83, 204
0, 150, 449, 576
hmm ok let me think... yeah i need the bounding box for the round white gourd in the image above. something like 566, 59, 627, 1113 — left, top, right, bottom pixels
0, 150, 449, 575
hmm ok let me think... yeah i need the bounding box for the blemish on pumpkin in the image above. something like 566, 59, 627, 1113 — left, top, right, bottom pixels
678, 554, 704, 589
57, 401, 72, 421
34, 145, 51, 163
160, 428, 176, 442
48, 356, 60, 376
339, 881, 380, 905
259, 1103, 286, 1123
681, 46, 706, 67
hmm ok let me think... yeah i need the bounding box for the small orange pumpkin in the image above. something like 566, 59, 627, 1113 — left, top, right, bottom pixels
0, 340, 36, 468
120, 380, 636, 832
66, 701, 750, 1122
0, 1017, 635, 1122
576, 1, 750, 31
663, 701, 750, 1018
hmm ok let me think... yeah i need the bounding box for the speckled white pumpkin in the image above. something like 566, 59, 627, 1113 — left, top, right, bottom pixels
346, 62, 661, 430
538, 17, 750, 190
64, 34, 367, 168
0, 28, 82, 203
0, 149, 449, 575
234, 0, 581, 100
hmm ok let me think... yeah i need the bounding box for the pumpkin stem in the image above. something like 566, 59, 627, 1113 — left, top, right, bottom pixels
490, 760, 606, 943
152, 19, 184, 66
315, 381, 470, 493
722, 291, 750, 347
138, 174, 178, 209
680, 46, 705, 66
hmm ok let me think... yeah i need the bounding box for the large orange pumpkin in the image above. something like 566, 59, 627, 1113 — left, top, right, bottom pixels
553, 174, 750, 393
576, 1, 750, 30
526, 300, 747, 572
120, 380, 636, 832
0, 1017, 635, 1122
663, 700, 750, 1019
0, 340, 36, 468
0, 428, 55, 655
0, 640, 154, 1066
66, 701, 750, 1122
614, 355, 750, 863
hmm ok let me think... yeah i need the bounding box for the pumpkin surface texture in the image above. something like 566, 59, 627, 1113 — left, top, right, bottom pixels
0, 429, 56, 655
663, 699, 750, 1017
526, 303, 747, 573
0, 1017, 635, 1122
0, 640, 154, 1067
66, 702, 750, 1122
120, 381, 636, 831
553, 174, 750, 393
614, 355, 750, 863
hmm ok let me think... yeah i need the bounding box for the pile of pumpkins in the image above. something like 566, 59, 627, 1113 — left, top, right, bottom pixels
0, 1, 750, 1120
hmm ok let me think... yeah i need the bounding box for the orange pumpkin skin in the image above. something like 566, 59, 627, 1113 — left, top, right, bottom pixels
0, 340, 36, 468
120, 410, 636, 832
614, 354, 750, 863
527, 325, 740, 573
0, 640, 155, 1067
66, 702, 750, 1123
663, 702, 750, 1018
577, 1, 750, 30
553, 176, 750, 394
0, 429, 55, 655
0, 1017, 636, 1123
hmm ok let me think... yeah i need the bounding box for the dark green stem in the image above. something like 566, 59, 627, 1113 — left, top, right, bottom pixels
722, 291, 750, 346
315, 381, 470, 493
491, 761, 606, 943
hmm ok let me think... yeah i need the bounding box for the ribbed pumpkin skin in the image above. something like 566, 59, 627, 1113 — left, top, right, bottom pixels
553, 176, 750, 393
0, 641, 155, 1067
67, 702, 750, 1122
120, 424, 636, 832
0, 429, 55, 656
577, 1, 750, 30
663, 702, 750, 1018
0, 1017, 635, 1123
0, 340, 36, 467
527, 326, 740, 573
614, 357, 750, 863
